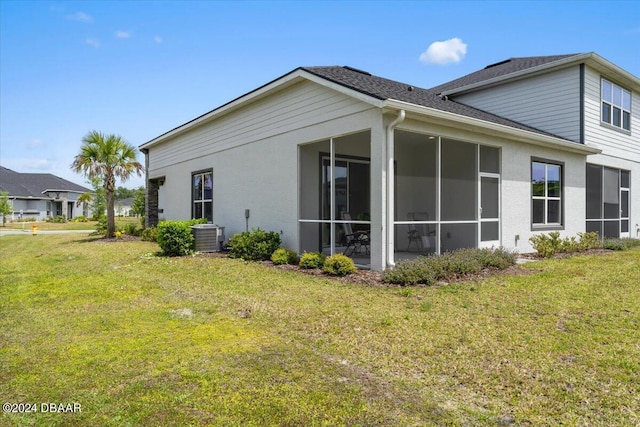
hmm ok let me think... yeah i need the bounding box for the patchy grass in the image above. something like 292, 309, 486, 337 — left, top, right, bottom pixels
3, 217, 141, 231
1, 234, 639, 426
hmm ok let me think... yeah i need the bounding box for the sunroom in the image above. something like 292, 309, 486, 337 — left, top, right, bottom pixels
298, 127, 501, 269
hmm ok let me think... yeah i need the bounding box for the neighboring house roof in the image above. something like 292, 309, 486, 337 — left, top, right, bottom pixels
0, 166, 90, 198
117, 197, 134, 206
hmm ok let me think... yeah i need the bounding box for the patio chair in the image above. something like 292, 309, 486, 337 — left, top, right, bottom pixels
341, 212, 370, 256
406, 212, 436, 252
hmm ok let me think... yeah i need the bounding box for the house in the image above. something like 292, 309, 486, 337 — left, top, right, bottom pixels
116, 197, 134, 217
140, 52, 639, 271
0, 166, 92, 221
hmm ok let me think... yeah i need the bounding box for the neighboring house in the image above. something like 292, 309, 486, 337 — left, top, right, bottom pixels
0, 166, 92, 221
140, 52, 639, 271
116, 197, 134, 217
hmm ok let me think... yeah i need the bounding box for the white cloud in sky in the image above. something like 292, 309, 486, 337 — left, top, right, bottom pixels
67, 11, 93, 23
153, 35, 163, 43
115, 30, 131, 39
27, 139, 44, 150
86, 38, 100, 48
419, 38, 468, 65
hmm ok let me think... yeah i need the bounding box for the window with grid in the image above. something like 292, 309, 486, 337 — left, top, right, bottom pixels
192, 170, 213, 222
601, 78, 631, 131
532, 161, 562, 226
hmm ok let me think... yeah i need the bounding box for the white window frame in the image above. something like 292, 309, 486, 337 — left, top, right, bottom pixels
532, 161, 563, 228
192, 170, 213, 222
601, 78, 631, 131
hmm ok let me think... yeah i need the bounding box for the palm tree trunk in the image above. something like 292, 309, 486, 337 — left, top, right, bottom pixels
105, 173, 116, 238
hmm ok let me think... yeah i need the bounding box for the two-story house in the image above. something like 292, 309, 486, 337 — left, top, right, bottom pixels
141, 52, 639, 271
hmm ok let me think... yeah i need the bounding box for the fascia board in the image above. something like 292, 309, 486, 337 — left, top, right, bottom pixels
383, 99, 601, 156
140, 69, 384, 150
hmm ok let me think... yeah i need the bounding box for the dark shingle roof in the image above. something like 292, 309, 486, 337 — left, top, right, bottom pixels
0, 166, 90, 198
301, 65, 569, 140
429, 54, 582, 94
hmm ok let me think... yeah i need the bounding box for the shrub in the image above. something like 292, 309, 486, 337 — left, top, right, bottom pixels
383, 247, 517, 286
124, 222, 140, 236
46, 215, 66, 223
299, 252, 326, 269
72, 216, 89, 223
271, 248, 299, 265
529, 232, 562, 258
577, 232, 599, 251
141, 227, 159, 242
323, 254, 356, 276
228, 228, 282, 261
602, 238, 640, 251
157, 220, 195, 256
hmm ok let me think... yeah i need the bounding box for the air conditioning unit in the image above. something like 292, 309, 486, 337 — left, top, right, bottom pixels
191, 224, 225, 252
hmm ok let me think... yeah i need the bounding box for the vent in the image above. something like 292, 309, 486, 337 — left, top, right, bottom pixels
343, 66, 371, 76
484, 59, 512, 69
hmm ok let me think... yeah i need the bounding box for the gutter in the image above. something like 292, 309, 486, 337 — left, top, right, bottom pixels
386, 109, 405, 269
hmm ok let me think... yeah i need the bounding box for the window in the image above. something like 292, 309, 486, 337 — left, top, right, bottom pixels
532, 161, 562, 227
192, 170, 213, 222
601, 78, 631, 131
586, 164, 630, 238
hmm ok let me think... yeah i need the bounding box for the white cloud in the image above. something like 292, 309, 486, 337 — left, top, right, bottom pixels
86, 38, 100, 48
115, 30, 131, 39
419, 38, 468, 65
27, 139, 44, 150
67, 11, 93, 23
153, 35, 163, 43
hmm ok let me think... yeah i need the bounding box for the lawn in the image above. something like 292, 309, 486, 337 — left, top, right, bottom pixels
1, 234, 639, 426
2, 217, 141, 231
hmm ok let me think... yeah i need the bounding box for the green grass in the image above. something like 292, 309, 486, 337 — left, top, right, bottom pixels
1, 235, 639, 426
2, 217, 141, 231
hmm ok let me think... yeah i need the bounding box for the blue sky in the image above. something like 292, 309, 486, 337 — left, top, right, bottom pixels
1, 1, 639, 189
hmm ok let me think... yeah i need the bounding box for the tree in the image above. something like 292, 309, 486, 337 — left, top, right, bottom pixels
71, 131, 143, 238
115, 186, 136, 200
131, 186, 146, 217
75, 192, 94, 217
0, 191, 12, 226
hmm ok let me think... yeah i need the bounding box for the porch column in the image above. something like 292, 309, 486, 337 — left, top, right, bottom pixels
370, 113, 386, 271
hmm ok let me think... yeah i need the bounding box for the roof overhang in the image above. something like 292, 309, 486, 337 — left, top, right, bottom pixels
441, 53, 640, 96
383, 99, 601, 156
139, 68, 384, 151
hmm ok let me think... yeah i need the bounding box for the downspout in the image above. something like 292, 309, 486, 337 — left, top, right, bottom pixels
386, 109, 405, 268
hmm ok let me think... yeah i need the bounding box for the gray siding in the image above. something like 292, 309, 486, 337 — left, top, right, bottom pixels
148, 80, 374, 172
583, 67, 640, 159
455, 66, 581, 142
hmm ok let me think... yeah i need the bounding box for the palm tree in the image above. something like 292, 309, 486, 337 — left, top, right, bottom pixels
71, 131, 143, 238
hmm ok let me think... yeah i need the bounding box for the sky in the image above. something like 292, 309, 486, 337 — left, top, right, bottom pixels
1, 1, 639, 190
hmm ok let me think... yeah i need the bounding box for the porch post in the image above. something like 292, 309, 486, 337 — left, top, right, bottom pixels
369, 113, 386, 271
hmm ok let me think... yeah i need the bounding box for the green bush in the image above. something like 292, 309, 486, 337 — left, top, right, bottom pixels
299, 252, 326, 269
46, 215, 66, 223
531, 231, 601, 257
323, 254, 356, 276
124, 223, 140, 236
141, 227, 159, 242
157, 220, 195, 256
383, 247, 517, 286
271, 248, 299, 265
228, 228, 282, 261
601, 238, 640, 251
72, 216, 89, 222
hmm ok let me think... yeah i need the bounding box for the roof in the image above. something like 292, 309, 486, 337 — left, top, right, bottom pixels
300, 65, 568, 140
429, 54, 581, 94
144, 53, 632, 151
0, 166, 90, 198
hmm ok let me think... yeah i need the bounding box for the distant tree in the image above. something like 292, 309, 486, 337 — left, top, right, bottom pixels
0, 191, 12, 226
115, 186, 137, 200
75, 192, 94, 217
131, 186, 146, 217
88, 176, 106, 221
71, 131, 143, 238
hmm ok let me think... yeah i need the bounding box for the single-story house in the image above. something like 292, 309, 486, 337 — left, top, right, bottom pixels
140, 52, 639, 271
116, 197, 134, 217
0, 166, 92, 221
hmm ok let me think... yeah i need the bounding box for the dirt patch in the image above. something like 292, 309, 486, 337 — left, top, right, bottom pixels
92, 235, 142, 243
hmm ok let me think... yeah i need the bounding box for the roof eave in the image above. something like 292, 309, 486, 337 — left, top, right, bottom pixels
140, 68, 384, 151
383, 99, 601, 156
